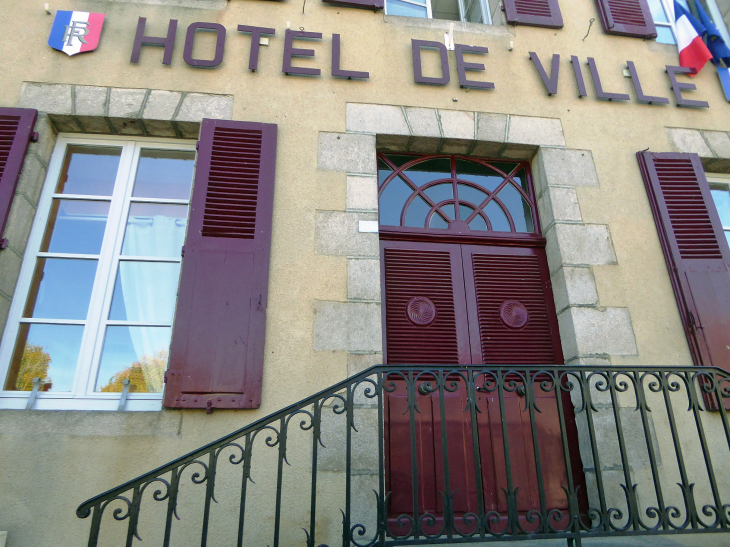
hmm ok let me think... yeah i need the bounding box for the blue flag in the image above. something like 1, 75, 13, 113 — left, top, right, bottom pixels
695, 0, 730, 66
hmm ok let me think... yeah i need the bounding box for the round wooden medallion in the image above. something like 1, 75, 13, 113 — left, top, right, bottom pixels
406, 297, 437, 326
499, 300, 529, 329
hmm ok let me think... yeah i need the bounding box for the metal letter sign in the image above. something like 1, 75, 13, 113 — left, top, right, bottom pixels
48, 10, 105, 56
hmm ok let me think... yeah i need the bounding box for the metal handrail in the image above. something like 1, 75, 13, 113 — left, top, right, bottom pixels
76, 364, 730, 547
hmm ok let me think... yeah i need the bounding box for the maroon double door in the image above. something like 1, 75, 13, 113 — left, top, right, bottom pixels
381, 240, 580, 534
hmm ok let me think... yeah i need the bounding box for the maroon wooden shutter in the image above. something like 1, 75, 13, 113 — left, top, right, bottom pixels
164, 119, 277, 410
0, 108, 38, 249
462, 246, 563, 365
381, 241, 471, 365
638, 152, 730, 384
322, 0, 383, 10
594, 0, 657, 38
503, 0, 563, 28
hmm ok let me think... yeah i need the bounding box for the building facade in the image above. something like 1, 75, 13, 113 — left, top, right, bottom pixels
0, 0, 729, 545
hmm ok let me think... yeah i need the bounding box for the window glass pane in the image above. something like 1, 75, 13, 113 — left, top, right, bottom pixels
496, 183, 534, 233
463, 0, 486, 23
430, 210, 449, 228
455, 159, 507, 192
440, 203, 456, 221
459, 204, 475, 222
432, 0, 461, 20
4, 323, 83, 392
402, 158, 452, 187
378, 158, 394, 187
469, 214, 488, 231
386, 0, 428, 16
40, 200, 110, 255
55, 145, 122, 196
405, 195, 431, 227
656, 25, 675, 44
725, 230, 730, 248
711, 187, 730, 227
647, 0, 668, 22
122, 203, 188, 257
485, 200, 511, 231
380, 176, 413, 226
108, 262, 181, 323
132, 149, 195, 200
95, 326, 171, 393
423, 183, 453, 204
457, 184, 489, 208
24, 258, 97, 320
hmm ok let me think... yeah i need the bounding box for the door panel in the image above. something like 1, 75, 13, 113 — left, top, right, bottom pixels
462, 245, 563, 365
381, 241, 471, 365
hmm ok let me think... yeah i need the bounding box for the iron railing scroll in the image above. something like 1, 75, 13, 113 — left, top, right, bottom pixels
77, 365, 730, 547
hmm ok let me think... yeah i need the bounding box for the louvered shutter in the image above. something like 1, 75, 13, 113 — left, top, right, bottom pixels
381, 241, 471, 365
0, 108, 38, 249
322, 0, 383, 10
637, 152, 730, 405
462, 245, 563, 365
595, 0, 657, 38
164, 119, 277, 410
503, 0, 563, 28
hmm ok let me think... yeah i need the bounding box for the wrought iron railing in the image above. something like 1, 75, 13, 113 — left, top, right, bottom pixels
77, 365, 730, 547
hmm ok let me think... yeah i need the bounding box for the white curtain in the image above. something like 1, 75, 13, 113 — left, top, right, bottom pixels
119, 215, 185, 358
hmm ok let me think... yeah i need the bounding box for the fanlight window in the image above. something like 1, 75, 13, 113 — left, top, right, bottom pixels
378, 154, 538, 235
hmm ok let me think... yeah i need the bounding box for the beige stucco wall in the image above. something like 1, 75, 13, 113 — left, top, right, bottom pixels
0, 0, 729, 545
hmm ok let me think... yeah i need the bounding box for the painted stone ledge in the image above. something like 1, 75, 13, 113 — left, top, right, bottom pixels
18, 82, 233, 138
666, 126, 730, 172
315, 211, 379, 257
557, 307, 638, 360
313, 301, 382, 352
347, 103, 564, 158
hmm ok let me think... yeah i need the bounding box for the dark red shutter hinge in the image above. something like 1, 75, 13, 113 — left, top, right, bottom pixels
206, 400, 214, 414
0, 238, 8, 251
196, 141, 200, 151
181, 246, 185, 258
30, 132, 39, 143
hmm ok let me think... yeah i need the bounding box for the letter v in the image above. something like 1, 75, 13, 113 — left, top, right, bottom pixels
529, 52, 560, 96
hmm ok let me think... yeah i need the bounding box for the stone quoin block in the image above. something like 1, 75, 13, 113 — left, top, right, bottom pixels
315, 211, 379, 257
558, 306, 638, 359
346, 175, 379, 211
175, 93, 233, 122
143, 90, 183, 120
28, 114, 56, 163
550, 266, 599, 312
347, 353, 383, 376
73, 86, 107, 117
318, 133, 377, 174
2, 195, 35, 255
666, 127, 713, 156
108, 88, 147, 119
545, 223, 617, 270
538, 148, 600, 188
348, 258, 381, 301
507, 115, 565, 147
313, 301, 382, 352
19, 83, 73, 114
702, 130, 730, 159
15, 154, 47, 207
346, 103, 410, 135
0, 249, 22, 298
476, 112, 508, 143
438, 109, 475, 140
405, 107, 441, 137
537, 186, 582, 229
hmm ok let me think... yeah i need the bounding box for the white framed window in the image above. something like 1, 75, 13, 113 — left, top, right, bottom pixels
385, 0, 492, 25
707, 173, 730, 248
648, 0, 730, 46
0, 135, 196, 411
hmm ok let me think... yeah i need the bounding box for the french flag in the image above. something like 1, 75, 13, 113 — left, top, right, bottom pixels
48, 10, 105, 56
674, 1, 713, 76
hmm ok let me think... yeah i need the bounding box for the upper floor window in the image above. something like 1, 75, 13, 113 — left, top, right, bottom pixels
385, 0, 493, 24
0, 135, 196, 410
708, 173, 730, 247
378, 154, 538, 236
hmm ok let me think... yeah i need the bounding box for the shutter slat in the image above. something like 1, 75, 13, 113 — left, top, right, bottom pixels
595, 0, 657, 37
164, 119, 278, 410
0, 109, 38, 246
504, 0, 563, 27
